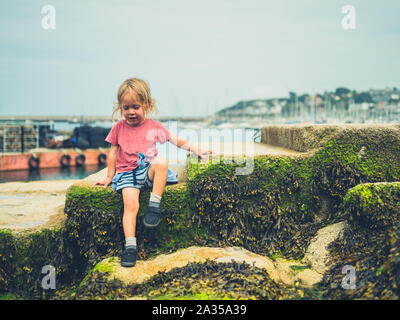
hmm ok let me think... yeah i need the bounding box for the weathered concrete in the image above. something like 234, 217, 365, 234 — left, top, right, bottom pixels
192, 141, 302, 157
261, 124, 400, 152
0, 180, 79, 232
0, 180, 78, 194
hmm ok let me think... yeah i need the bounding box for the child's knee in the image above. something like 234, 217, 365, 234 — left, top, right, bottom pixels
124, 199, 139, 215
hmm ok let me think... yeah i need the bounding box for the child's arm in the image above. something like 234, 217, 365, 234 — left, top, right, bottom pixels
168, 134, 214, 158
95, 145, 118, 188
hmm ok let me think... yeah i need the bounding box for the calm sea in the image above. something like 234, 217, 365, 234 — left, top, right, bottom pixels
0, 165, 106, 183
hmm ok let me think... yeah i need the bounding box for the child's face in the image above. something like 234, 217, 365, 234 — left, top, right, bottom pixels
121, 91, 146, 126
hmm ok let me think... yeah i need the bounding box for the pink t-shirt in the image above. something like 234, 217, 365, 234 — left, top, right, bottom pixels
105, 118, 170, 173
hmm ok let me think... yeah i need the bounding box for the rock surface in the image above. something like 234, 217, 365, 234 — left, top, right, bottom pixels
302, 221, 347, 274
91, 223, 350, 296
94, 246, 323, 289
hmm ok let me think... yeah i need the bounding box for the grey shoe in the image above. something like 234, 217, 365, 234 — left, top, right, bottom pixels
121, 247, 137, 267
143, 206, 161, 228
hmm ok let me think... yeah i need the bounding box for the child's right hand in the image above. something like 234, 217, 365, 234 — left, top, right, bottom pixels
194, 148, 215, 159
95, 177, 112, 189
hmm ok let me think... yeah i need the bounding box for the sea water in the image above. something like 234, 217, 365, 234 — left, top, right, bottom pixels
0, 165, 106, 183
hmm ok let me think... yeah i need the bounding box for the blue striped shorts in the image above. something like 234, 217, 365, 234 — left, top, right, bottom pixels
111, 162, 153, 192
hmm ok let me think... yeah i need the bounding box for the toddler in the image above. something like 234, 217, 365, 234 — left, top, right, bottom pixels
96, 78, 212, 267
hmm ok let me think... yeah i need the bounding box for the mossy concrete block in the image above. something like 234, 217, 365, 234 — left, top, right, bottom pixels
0, 226, 77, 298
189, 124, 400, 186
0, 182, 198, 297
186, 124, 400, 258
318, 185, 400, 300
261, 124, 400, 153
343, 182, 400, 229
63, 182, 210, 264
188, 124, 400, 206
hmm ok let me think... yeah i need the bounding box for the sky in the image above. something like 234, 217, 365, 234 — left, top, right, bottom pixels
0, 0, 399, 117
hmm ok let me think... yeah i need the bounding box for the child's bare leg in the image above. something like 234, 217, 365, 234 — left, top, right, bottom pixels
122, 187, 140, 238
120, 187, 140, 267
143, 156, 168, 228
147, 156, 168, 196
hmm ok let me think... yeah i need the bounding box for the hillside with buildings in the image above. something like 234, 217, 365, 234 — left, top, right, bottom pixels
215, 87, 400, 124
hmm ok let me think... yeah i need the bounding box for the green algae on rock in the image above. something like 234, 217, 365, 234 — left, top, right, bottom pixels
187, 155, 319, 258
80, 246, 321, 290
64, 184, 124, 265
318, 182, 400, 299
0, 229, 17, 293
73, 260, 307, 300
134, 260, 303, 300
64, 183, 212, 265
0, 227, 80, 299
186, 125, 400, 261
343, 182, 400, 229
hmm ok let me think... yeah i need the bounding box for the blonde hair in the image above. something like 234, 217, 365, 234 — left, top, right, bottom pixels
112, 78, 158, 121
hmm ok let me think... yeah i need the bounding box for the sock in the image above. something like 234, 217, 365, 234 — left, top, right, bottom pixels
149, 192, 161, 208
125, 237, 136, 249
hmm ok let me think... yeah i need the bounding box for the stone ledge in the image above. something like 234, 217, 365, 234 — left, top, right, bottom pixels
0, 180, 79, 234
261, 124, 400, 152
